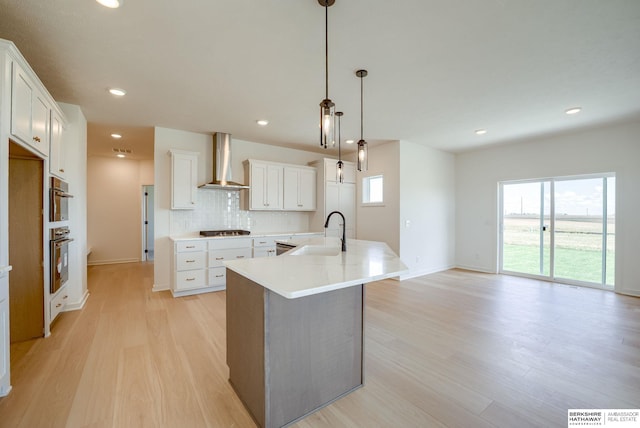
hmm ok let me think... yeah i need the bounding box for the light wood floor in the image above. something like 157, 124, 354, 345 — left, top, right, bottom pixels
1, 264, 639, 427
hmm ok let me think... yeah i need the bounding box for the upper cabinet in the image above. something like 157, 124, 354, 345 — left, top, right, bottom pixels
11, 62, 50, 157
283, 166, 316, 211
245, 160, 316, 211
49, 110, 66, 179
247, 160, 284, 210
170, 150, 198, 210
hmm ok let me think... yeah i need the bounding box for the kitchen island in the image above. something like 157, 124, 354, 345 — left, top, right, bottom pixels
224, 237, 407, 428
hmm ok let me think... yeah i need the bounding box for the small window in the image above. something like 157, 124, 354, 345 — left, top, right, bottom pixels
363, 175, 384, 204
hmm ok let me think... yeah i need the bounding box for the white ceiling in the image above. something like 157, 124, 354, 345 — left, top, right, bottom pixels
1, 0, 639, 160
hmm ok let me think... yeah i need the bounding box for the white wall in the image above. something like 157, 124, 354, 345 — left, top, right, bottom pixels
400, 141, 456, 278
356, 141, 401, 253
58, 103, 89, 310
356, 140, 456, 279
153, 127, 330, 291
456, 119, 640, 297
87, 156, 152, 265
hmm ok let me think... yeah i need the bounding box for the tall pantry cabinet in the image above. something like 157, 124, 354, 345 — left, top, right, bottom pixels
309, 158, 357, 239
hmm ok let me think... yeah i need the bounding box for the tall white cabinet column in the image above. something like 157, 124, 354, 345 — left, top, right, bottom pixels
309, 158, 357, 239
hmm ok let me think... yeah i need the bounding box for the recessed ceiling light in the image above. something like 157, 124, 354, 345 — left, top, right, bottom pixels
109, 88, 126, 96
345, 139, 354, 144
256, 120, 269, 126
475, 129, 488, 135
565, 107, 582, 115
116, 153, 126, 158
111, 133, 122, 139
96, 0, 123, 8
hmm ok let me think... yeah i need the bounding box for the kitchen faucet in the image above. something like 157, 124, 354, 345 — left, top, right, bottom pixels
324, 211, 347, 252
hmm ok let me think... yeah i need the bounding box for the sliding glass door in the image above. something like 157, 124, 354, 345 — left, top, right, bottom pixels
500, 175, 615, 288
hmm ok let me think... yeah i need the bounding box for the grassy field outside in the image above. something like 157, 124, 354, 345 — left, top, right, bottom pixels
502, 216, 615, 286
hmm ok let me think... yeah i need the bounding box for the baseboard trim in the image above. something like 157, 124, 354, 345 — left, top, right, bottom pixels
454, 264, 497, 274
88, 258, 140, 266
399, 265, 455, 281
152, 284, 170, 292
64, 290, 90, 311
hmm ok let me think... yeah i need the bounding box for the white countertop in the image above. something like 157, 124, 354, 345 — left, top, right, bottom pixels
224, 237, 408, 299
170, 231, 323, 241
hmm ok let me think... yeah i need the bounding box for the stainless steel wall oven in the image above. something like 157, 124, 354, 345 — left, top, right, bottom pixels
50, 227, 73, 294
49, 177, 73, 222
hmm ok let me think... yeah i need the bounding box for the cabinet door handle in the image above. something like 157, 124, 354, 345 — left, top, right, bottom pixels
33, 136, 41, 142
297, 204, 303, 207
59, 169, 65, 173
259, 241, 267, 244
186, 260, 195, 263
186, 245, 196, 249
236, 256, 245, 259
63, 295, 68, 300
56, 303, 62, 308
215, 274, 224, 278
186, 277, 195, 281
215, 257, 224, 260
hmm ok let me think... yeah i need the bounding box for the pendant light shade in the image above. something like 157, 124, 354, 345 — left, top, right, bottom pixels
319, 0, 336, 149
335, 111, 344, 183
356, 69, 368, 172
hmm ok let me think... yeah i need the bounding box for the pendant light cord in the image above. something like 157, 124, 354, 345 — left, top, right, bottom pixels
360, 75, 364, 140
325, 2, 329, 99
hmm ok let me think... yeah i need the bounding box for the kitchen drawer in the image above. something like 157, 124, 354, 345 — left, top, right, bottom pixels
176, 252, 206, 271
175, 270, 206, 291
176, 240, 207, 252
50, 287, 68, 322
208, 267, 226, 287
253, 237, 277, 247
208, 237, 252, 251
209, 248, 252, 267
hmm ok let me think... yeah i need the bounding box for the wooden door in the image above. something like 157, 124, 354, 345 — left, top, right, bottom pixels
8, 155, 44, 342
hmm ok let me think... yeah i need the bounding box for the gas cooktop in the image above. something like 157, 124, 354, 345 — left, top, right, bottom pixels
199, 230, 251, 237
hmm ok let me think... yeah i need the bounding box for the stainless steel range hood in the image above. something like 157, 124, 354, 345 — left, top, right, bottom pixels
199, 132, 249, 189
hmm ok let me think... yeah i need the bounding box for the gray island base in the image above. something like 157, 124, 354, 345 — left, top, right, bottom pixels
226, 269, 364, 428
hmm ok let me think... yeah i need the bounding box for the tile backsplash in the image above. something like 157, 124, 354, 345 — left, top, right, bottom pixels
170, 189, 311, 235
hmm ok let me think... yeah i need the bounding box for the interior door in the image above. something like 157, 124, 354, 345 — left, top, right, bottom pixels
143, 186, 155, 261
8, 154, 44, 342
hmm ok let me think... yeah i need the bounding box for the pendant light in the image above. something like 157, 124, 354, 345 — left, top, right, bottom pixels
318, 0, 336, 149
356, 69, 368, 172
335, 111, 344, 183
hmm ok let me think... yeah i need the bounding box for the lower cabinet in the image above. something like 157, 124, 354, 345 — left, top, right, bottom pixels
171, 235, 325, 297
171, 238, 252, 297
49, 286, 68, 323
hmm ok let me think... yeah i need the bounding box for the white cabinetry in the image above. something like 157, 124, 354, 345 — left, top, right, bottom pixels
49, 110, 66, 179
11, 62, 50, 156
208, 238, 252, 288
253, 236, 291, 258
172, 240, 207, 294
310, 158, 357, 239
284, 166, 316, 211
247, 160, 283, 210
246, 160, 317, 211
49, 285, 68, 323
170, 149, 198, 210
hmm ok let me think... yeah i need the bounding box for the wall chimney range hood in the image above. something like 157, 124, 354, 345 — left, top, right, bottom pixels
199, 132, 249, 190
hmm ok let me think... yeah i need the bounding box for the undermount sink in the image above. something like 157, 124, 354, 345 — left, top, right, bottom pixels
289, 245, 341, 256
